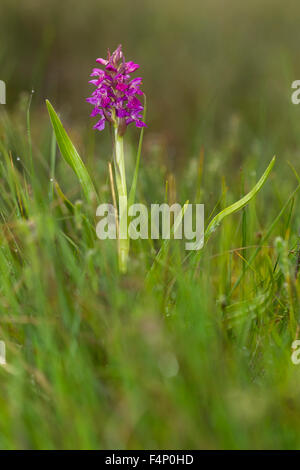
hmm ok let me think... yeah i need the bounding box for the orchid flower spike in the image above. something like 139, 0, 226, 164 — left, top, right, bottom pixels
87, 44, 146, 135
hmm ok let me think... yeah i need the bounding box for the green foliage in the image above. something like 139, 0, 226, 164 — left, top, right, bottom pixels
2, 0, 300, 444
46, 100, 97, 203
205, 157, 276, 240
0, 102, 299, 449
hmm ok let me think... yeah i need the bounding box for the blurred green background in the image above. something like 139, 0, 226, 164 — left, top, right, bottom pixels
1, 0, 300, 450
1, 0, 300, 166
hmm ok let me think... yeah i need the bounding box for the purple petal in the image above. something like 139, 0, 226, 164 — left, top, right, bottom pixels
127, 96, 143, 110
93, 119, 106, 131
90, 68, 105, 78
96, 58, 108, 65
89, 79, 102, 86
116, 83, 128, 92
130, 77, 142, 86
116, 108, 129, 118
106, 64, 117, 72
116, 96, 126, 103
125, 61, 140, 73
90, 107, 103, 117
135, 120, 147, 128
101, 96, 111, 108
86, 96, 98, 105
126, 79, 143, 96
115, 73, 130, 82
128, 108, 142, 119
112, 44, 123, 63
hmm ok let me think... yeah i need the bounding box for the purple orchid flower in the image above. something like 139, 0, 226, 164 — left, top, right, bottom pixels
87, 45, 146, 134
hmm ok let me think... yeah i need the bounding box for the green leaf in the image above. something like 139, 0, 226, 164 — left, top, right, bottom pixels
205, 156, 276, 240
46, 100, 97, 203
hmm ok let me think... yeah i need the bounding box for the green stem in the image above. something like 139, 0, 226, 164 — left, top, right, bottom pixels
114, 128, 129, 273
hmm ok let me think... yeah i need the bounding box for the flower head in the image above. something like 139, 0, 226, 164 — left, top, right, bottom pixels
87, 45, 146, 134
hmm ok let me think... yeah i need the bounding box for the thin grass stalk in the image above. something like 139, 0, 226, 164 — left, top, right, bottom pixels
114, 127, 129, 273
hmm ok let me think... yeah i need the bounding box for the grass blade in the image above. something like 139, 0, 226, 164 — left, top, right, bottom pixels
205, 156, 276, 240
46, 99, 97, 203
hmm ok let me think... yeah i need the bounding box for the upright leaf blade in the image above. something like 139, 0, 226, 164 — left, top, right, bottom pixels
205, 156, 276, 240
46, 100, 97, 203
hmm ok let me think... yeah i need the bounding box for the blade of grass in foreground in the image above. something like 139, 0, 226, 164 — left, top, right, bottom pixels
205, 156, 276, 240
229, 183, 300, 297
191, 156, 276, 273
46, 100, 97, 203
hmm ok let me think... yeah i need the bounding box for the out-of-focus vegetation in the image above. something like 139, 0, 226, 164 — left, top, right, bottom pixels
2, 0, 300, 163
0, 0, 300, 450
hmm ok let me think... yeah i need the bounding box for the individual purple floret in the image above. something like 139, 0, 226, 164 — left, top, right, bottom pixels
87, 45, 146, 134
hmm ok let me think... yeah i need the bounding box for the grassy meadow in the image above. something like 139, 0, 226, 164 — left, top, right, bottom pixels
1, 0, 300, 449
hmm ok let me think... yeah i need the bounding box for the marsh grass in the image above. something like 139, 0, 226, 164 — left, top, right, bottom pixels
0, 98, 300, 450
